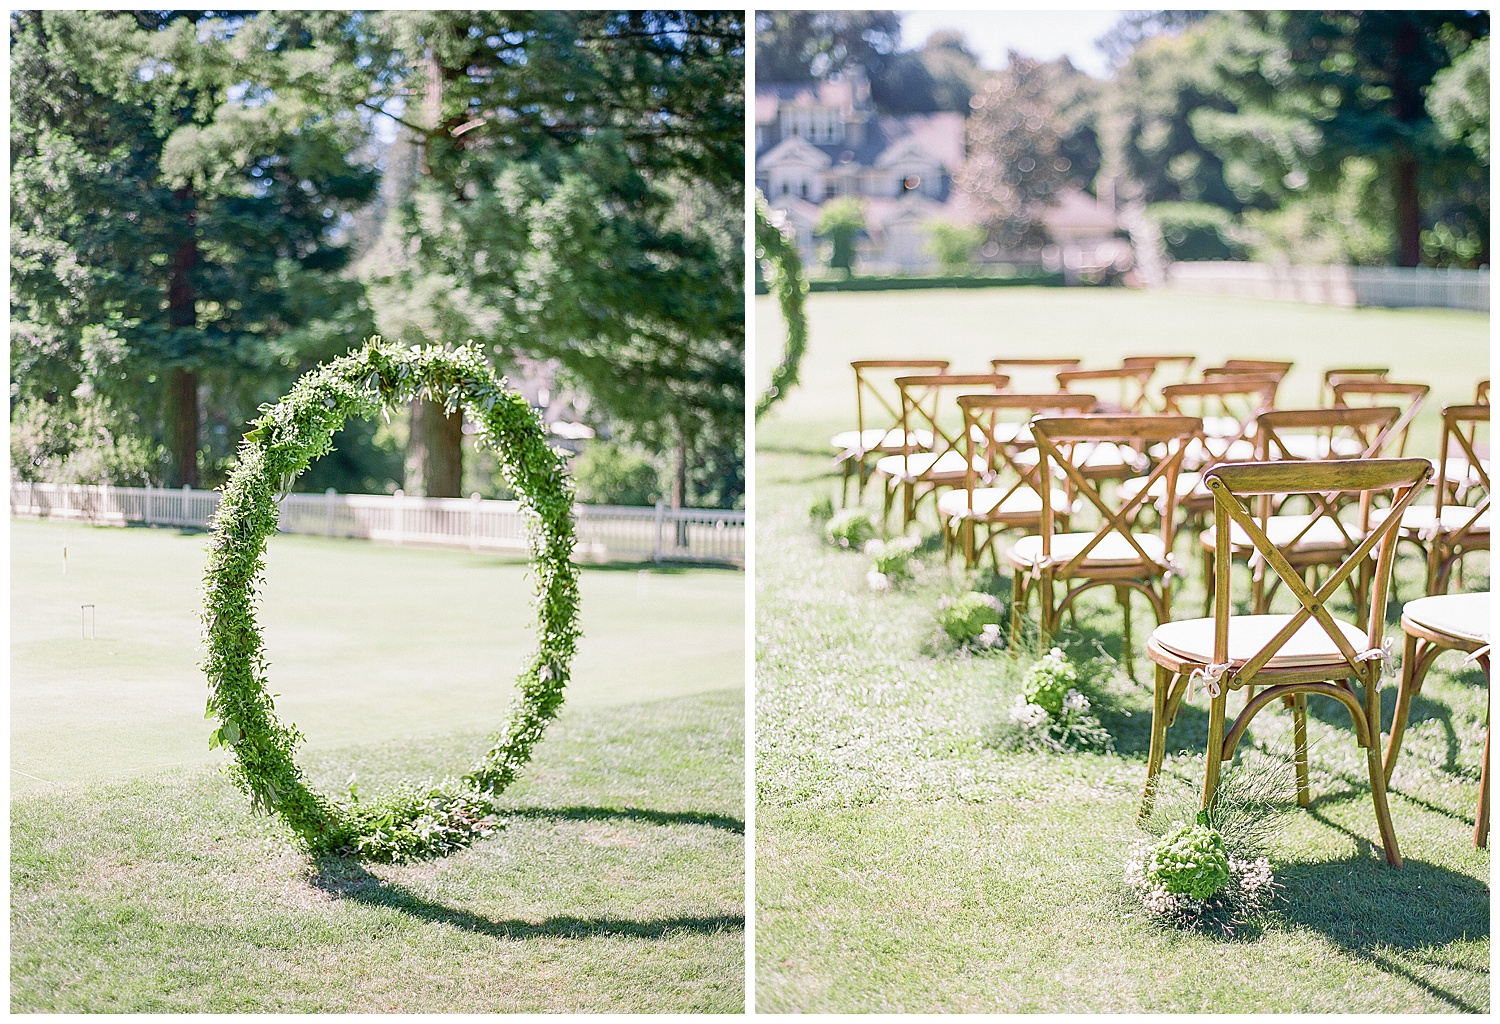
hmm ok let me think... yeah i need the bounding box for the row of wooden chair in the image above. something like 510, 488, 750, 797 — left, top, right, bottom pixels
829, 357, 1490, 864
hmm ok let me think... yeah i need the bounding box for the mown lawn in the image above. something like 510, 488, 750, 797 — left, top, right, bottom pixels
754, 289, 1488, 1013
12, 521, 745, 1012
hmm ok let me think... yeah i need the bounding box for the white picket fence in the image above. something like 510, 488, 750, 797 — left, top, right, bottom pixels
10, 481, 745, 567
1166, 262, 1489, 312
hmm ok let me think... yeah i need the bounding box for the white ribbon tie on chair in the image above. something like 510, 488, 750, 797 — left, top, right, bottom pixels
1355, 637, 1397, 680
1463, 643, 1491, 667
1189, 661, 1233, 699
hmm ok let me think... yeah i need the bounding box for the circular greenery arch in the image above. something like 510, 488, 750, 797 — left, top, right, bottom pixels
754, 191, 809, 420
202, 339, 579, 862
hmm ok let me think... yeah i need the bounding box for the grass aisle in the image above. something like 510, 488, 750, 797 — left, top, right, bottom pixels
755, 441, 1488, 1013
13, 689, 745, 1013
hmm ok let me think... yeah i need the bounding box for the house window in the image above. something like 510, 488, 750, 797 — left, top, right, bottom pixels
800, 181, 809, 199
781, 182, 789, 196
825, 181, 837, 200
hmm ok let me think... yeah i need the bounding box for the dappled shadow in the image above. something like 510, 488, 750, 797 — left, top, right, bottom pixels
499, 804, 744, 833
1276, 849, 1488, 1012
308, 856, 743, 941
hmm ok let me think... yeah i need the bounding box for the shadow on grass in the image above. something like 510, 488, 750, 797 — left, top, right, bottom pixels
499, 804, 744, 833
1276, 835, 1489, 1013
307, 803, 746, 941
309, 857, 744, 940
576, 560, 740, 575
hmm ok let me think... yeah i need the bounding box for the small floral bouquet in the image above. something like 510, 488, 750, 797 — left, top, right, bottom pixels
935, 591, 1005, 647
864, 535, 921, 591
1127, 760, 1290, 935
997, 647, 1112, 752
825, 508, 876, 549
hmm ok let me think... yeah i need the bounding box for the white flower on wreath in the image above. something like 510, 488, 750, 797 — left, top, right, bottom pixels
866, 570, 890, 592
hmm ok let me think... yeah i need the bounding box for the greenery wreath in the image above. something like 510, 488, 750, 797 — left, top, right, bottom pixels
753, 191, 809, 420
201, 339, 579, 862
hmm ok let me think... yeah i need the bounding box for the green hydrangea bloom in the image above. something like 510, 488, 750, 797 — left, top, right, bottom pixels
937, 591, 1002, 642
1021, 647, 1078, 717
1148, 822, 1231, 900
825, 509, 876, 549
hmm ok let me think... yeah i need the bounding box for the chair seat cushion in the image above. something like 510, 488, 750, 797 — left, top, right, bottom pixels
1153, 614, 1370, 669
1200, 514, 1361, 552
937, 486, 1071, 520
1272, 433, 1366, 460
832, 428, 933, 454
1118, 472, 1208, 504
874, 449, 984, 482
1402, 593, 1490, 646
1014, 441, 1144, 472
1007, 531, 1167, 569
1371, 502, 1490, 537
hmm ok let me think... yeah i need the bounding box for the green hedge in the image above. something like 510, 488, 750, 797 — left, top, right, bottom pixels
756, 272, 1064, 294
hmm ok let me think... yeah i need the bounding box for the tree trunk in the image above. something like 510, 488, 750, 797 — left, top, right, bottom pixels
1393, 150, 1422, 267
1391, 19, 1424, 268
405, 398, 464, 496
672, 432, 689, 546
166, 185, 200, 487
165, 367, 199, 489
402, 48, 468, 491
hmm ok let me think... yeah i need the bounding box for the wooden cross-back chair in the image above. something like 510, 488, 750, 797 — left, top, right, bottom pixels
1199, 405, 1400, 622
1222, 358, 1294, 378
1143, 457, 1433, 867
1057, 366, 1155, 415
1329, 380, 1429, 458
1008, 414, 1201, 669
1202, 363, 1290, 399
1321, 366, 1390, 406
1122, 355, 1197, 411
1375, 403, 1489, 596
834, 359, 950, 505
1477, 379, 1490, 406
990, 357, 1082, 394
941, 392, 1098, 570
873, 373, 1009, 529
1119, 377, 1279, 519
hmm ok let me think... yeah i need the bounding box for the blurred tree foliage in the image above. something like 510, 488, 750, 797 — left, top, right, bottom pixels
11, 10, 378, 487
11, 10, 746, 508
957, 53, 1101, 252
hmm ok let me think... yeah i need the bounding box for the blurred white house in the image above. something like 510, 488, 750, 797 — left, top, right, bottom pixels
755, 70, 1130, 278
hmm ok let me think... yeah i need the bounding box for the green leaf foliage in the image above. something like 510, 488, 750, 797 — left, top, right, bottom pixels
201, 339, 580, 862
754, 193, 809, 420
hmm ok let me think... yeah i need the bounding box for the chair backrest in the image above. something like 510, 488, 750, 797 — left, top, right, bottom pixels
1056, 366, 1155, 415
1123, 355, 1197, 409
1029, 414, 1202, 577
894, 373, 1010, 462
1223, 358, 1294, 376
851, 360, 950, 440
990, 358, 1082, 394
958, 392, 1097, 500
1255, 406, 1399, 463
1329, 380, 1429, 457
1436, 403, 1490, 540
1161, 378, 1280, 471
1321, 366, 1390, 405
1202, 458, 1432, 685
1249, 406, 1401, 553
1202, 363, 1291, 394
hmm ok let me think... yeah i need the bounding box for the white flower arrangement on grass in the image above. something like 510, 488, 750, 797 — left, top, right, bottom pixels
998, 647, 1113, 753
1128, 760, 1292, 935
863, 535, 921, 590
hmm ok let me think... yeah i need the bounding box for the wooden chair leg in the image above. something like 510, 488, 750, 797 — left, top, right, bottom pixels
1363, 669, 1403, 867
1384, 633, 1424, 784
1201, 690, 1229, 813
1140, 664, 1171, 819
1010, 568, 1026, 646
1478, 653, 1490, 849
1201, 545, 1215, 617
1292, 692, 1311, 808
1117, 585, 1135, 681
1038, 571, 1055, 648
